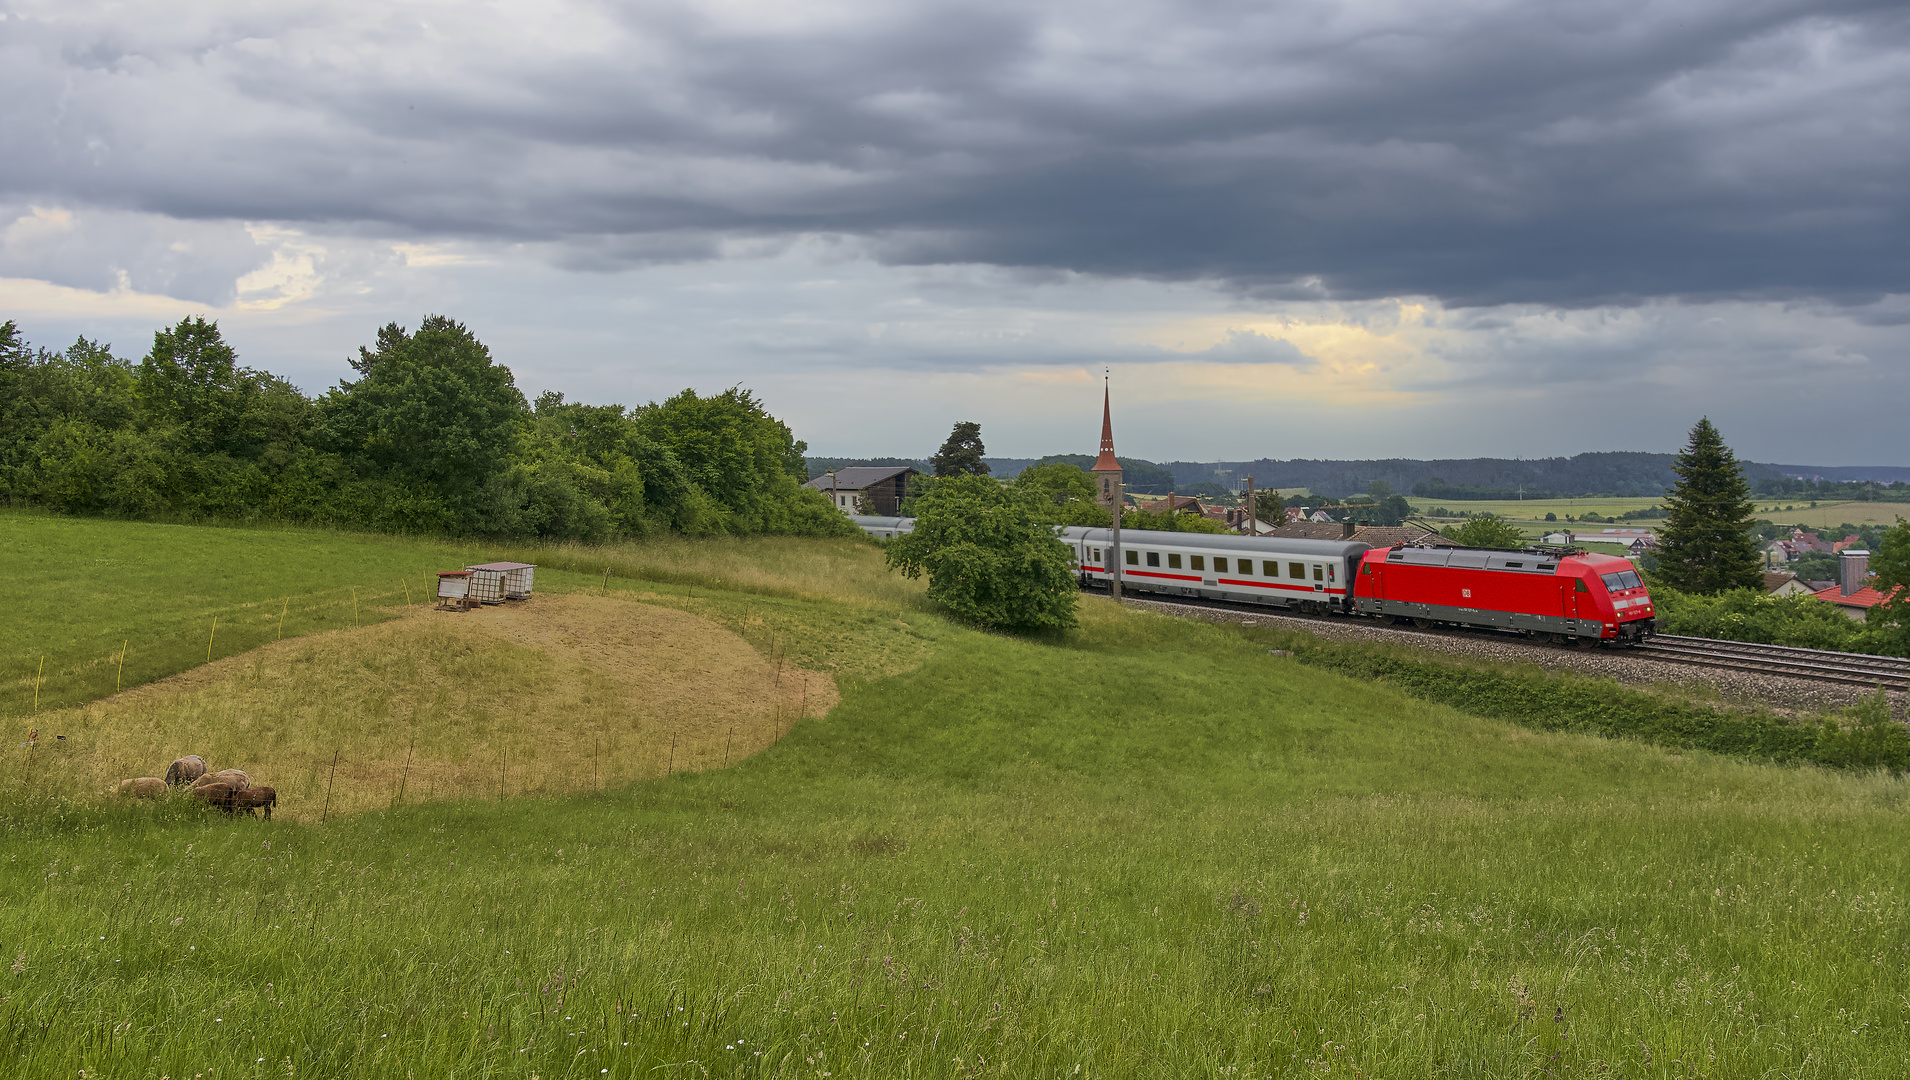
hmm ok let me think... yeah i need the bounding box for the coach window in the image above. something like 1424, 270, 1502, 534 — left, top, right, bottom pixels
1147, 552, 1160, 567
1213, 557, 1228, 573
1167, 553, 1182, 569
1126, 550, 1139, 566
1264, 561, 1280, 576
1092, 548, 1101, 562
1190, 555, 1205, 571
1314, 565, 1324, 582
1289, 562, 1305, 579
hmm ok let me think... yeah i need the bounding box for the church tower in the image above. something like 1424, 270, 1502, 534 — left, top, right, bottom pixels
1091, 378, 1123, 511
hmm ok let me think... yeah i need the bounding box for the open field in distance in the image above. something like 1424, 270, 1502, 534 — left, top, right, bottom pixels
1769, 501, 1910, 530
3, 514, 1907, 1077
1405, 496, 1665, 519
1404, 497, 1907, 533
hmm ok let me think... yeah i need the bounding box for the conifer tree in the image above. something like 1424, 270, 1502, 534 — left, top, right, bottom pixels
1656, 417, 1761, 593
1254, 488, 1285, 527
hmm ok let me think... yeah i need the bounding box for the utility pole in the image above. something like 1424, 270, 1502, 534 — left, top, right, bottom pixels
1244, 476, 1255, 535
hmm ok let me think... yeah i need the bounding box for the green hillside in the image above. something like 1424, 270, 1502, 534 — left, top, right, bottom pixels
2, 513, 1906, 1078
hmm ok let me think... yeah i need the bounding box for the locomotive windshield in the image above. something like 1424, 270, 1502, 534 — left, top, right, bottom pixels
1600, 570, 1644, 591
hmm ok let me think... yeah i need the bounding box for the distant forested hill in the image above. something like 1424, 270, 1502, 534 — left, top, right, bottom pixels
1161, 453, 1718, 498
946, 453, 1909, 498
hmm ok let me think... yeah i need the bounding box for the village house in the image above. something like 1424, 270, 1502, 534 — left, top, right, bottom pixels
1762, 571, 1817, 598
803, 466, 919, 516
1789, 530, 1835, 555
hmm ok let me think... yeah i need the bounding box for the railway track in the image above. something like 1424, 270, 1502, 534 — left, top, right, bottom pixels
1110, 589, 1910, 691
1631, 636, 1910, 690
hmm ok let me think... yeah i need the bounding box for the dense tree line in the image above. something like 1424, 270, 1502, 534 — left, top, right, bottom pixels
0, 317, 854, 542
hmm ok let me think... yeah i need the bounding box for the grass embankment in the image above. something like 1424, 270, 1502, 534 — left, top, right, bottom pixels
3, 514, 1908, 1077
5, 513, 924, 817
1288, 634, 1906, 769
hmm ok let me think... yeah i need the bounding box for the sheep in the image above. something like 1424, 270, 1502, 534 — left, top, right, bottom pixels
191, 782, 238, 813
229, 786, 277, 820
191, 768, 250, 792
115, 777, 166, 798
163, 755, 208, 787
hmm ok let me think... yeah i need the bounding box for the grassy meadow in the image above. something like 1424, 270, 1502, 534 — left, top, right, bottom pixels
3, 512, 1908, 1077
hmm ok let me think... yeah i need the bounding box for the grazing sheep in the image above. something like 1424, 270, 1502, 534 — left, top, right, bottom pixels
191, 782, 238, 813
163, 755, 208, 787
191, 768, 250, 792
230, 786, 277, 820
116, 777, 166, 798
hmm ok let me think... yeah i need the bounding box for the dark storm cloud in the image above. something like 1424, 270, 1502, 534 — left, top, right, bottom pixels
4, 0, 1908, 305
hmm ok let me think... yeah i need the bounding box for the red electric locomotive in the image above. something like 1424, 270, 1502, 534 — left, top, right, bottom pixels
1352, 545, 1655, 644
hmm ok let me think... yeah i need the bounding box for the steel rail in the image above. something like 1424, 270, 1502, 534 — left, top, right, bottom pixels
1632, 637, 1909, 690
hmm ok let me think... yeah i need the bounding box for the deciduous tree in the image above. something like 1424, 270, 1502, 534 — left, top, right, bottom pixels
1867, 516, 1910, 655
885, 473, 1078, 631
930, 421, 990, 477
323, 316, 527, 531
1442, 514, 1528, 549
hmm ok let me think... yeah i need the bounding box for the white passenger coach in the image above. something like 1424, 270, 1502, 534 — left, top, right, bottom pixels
850, 516, 1371, 614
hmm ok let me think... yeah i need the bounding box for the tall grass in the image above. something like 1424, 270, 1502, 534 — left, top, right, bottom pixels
499, 533, 929, 611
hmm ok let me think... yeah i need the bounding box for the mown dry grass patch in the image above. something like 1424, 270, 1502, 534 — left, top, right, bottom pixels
23, 593, 834, 821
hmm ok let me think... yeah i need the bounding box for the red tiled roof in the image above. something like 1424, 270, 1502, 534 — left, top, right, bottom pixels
1809, 583, 1904, 609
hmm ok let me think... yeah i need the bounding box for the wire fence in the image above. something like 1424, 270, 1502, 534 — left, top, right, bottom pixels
3, 574, 455, 724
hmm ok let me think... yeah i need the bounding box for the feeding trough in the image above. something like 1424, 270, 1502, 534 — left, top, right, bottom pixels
466, 562, 535, 600
436, 570, 477, 610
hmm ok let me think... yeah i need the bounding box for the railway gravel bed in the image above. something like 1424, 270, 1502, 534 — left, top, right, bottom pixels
1125, 595, 1907, 721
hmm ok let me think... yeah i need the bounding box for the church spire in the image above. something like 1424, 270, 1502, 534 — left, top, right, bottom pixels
1091, 373, 1121, 474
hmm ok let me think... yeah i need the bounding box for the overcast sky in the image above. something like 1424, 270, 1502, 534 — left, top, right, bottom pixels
4, 0, 1906, 464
